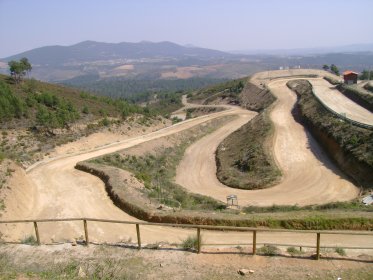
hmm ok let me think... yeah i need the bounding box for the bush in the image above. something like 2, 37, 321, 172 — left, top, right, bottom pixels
287, 246, 303, 255
82, 105, 89, 114
335, 247, 346, 256
257, 245, 279, 256
0, 81, 25, 121
181, 235, 199, 251
21, 235, 37, 245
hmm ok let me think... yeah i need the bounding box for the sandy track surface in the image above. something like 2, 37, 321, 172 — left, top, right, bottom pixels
1, 107, 256, 244
175, 79, 358, 206
310, 79, 373, 126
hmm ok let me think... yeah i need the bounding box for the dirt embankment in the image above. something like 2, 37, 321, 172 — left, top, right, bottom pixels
288, 80, 373, 188
75, 162, 373, 230
336, 84, 373, 113
239, 82, 276, 112
216, 111, 280, 190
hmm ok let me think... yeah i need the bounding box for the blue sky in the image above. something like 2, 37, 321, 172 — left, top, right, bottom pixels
1, 0, 373, 57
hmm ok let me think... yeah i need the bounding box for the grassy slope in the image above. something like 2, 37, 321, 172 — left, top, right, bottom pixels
0, 74, 144, 126
0, 74, 155, 163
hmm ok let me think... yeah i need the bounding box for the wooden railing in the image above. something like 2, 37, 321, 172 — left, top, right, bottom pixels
1, 218, 373, 260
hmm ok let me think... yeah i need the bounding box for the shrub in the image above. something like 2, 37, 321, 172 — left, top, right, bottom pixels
335, 247, 346, 256
181, 235, 199, 251
82, 105, 89, 114
21, 235, 37, 245
257, 245, 279, 256
287, 246, 303, 255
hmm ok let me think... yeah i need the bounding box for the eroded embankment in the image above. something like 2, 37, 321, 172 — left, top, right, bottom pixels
336, 84, 373, 113
288, 80, 373, 188
75, 162, 373, 230
211, 81, 280, 190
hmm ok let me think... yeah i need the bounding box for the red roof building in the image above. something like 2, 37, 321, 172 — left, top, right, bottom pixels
343, 71, 358, 85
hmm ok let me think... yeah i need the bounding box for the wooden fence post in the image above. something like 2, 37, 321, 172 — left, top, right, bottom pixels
136, 224, 141, 249
33, 221, 40, 245
316, 233, 321, 260
197, 227, 201, 254
83, 219, 89, 246
252, 230, 257, 255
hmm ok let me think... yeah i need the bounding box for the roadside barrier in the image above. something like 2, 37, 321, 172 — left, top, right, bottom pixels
1, 218, 373, 260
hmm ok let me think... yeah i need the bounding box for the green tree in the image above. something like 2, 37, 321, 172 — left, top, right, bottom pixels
359, 70, 373, 80
8, 57, 32, 84
322, 65, 329, 71
330, 64, 340, 76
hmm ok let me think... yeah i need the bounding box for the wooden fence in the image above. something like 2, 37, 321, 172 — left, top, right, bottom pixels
1, 218, 373, 260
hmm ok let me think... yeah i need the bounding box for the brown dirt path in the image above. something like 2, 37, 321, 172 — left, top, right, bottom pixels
310, 79, 373, 126
175, 79, 359, 206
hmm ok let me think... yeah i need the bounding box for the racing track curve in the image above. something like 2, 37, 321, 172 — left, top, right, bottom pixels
175, 79, 359, 206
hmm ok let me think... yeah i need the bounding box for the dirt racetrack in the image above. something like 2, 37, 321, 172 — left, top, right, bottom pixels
176, 79, 359, 206
310, 79, 373, 126
0, 70, 366, 249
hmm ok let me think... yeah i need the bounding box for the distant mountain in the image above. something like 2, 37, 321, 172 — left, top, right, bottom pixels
2, 40, 373, 82
1, 40, 232, 66
0, 41, 244, 81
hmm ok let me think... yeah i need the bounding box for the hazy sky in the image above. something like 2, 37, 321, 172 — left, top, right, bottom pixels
1, 0, 373, 57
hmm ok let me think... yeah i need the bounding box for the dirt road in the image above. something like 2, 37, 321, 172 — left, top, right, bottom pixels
310, 79, 373, 126
176, 79, 358, 206
0, 70, 367, 250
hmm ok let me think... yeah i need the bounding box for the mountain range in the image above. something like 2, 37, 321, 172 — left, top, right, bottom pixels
1, 41, 373, 82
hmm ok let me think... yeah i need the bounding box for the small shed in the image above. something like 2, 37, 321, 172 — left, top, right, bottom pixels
343, 71, 358, 84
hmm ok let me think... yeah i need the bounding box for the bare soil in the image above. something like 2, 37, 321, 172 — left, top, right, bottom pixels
1, 244, 372, 280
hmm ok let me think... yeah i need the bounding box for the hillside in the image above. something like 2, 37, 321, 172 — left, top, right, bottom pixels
0, 75, 167, 165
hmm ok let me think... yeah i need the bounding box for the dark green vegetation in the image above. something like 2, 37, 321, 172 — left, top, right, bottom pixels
89, 117, 231, 211
359, 70, 373, 80
337, 83, 373, 112
330, 64, 340, 76
288, 80, 373, 187
145, 91, 183, 117
364, 82, 373, 93
63, 75, 227, 102
216, 112, 281, 189
364, 83, 373, 93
